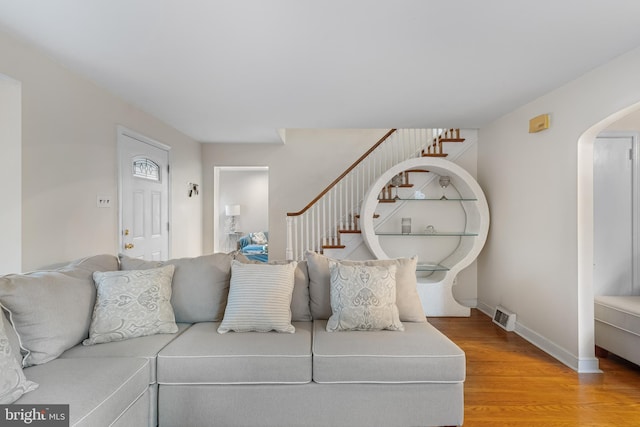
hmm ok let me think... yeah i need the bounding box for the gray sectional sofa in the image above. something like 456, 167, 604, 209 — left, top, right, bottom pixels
1, 252, 466, 427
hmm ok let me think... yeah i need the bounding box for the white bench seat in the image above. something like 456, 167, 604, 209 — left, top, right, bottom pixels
594, 295, 640, 366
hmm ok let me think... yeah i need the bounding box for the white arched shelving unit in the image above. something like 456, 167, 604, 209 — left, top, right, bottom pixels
360, 157, 490, 316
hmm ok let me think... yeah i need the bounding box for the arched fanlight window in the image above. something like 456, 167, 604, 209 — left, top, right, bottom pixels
132, 158, 160, 181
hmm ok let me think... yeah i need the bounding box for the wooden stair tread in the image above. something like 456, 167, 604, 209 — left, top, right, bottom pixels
423, 153, 448, 157
322, 245, 346, 249
438, 138, 465, 143
338, 229, 361, 234
355, 214, 380, 218
378, 199, 397, 203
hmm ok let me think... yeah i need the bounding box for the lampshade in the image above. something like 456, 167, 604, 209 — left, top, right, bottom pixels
225, 204, 241, 216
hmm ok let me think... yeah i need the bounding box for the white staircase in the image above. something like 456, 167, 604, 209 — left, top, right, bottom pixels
286, 129, 478, 261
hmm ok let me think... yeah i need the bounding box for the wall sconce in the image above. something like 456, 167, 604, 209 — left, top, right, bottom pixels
225, 204, 241, 232
188, 183, 199, 197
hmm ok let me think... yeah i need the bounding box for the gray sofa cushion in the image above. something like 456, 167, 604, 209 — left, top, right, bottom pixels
312, 320, 465, 384
19, 357, 149, 427
119, 253, 234, 323
0, 254, 119, 366
594, 295, 640, 336
159, 383, 464, 427
306, 251, 426, 322
157, 322, 312, 385
60, 323, 191, 383
290, 260, 312, 321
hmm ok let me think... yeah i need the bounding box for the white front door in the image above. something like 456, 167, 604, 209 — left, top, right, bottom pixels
118, 128, 170, 260
594, 133, 638, 296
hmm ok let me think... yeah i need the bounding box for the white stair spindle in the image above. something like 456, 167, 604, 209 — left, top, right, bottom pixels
331, 188, 340, 246
296, 216, 302, 261
322, 197, 325, 247
348, 174, 353, 230
337, 185, 342, 236
286, 216, 293, 260
304, 212, 309, 256
316, 204, 321, 252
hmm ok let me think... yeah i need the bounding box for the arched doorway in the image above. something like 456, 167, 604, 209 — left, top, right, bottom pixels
577, 101, 640, 371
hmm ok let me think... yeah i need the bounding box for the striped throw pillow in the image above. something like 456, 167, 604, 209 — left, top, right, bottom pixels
218, 261, 297, 333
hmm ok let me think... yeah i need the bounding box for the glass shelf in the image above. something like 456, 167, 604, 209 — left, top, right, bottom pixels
375, 231, 479, 237
377, 197, 477, 202
416, 263, 449, 272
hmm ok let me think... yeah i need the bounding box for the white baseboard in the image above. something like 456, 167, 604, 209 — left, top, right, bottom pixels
475, 302, 600, 373
475, 301, 494, 318
458, 298, 477, 308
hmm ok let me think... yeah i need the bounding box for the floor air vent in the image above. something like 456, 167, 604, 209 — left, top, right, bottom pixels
492, 306, 516, 331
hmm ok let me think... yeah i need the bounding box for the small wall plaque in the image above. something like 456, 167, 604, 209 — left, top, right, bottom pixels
529, 114, 550, 133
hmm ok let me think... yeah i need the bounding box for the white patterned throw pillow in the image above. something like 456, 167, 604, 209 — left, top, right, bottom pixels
84, 265, 178, 345
251, 231, 268, 245
326, 262, 404, 332
0, 311, 38, 404
218, 261, 296, 333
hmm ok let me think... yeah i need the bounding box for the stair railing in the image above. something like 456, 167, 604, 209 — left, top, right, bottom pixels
286, 128, 445, 261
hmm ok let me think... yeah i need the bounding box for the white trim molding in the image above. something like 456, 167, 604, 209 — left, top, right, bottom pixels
476, 302, 601, 373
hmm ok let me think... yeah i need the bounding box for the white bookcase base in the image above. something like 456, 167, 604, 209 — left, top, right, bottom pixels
416, 278, 471, 317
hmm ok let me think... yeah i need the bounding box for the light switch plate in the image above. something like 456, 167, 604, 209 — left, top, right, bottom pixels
97, 195, 112, 208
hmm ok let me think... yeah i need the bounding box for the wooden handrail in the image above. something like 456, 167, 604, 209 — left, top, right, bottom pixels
287, 128, 397, 217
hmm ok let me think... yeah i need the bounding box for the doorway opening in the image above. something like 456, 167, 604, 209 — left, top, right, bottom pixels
593, 132, 640, 297
213, 166, 269, 254
577, 101, 640, 372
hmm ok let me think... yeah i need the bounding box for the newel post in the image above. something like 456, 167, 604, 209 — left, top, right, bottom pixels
286, 215, 294, 261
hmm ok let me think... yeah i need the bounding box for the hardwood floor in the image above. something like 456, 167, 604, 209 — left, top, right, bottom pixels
428, 309, 640, 426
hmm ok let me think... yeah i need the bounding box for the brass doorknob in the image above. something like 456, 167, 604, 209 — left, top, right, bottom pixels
124, 243, 134, 250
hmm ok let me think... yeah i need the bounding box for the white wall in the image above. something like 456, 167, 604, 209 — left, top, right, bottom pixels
0, 30, 203, 271
477, 46, 640, 372
0, 75, 21, 274
605, 108, 640, 132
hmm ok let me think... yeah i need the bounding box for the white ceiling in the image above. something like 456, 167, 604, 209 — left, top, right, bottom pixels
1, 0, 640, 143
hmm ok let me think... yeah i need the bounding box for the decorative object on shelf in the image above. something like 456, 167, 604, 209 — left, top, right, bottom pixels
414, 190, 425, 199
391, 175, 403, 200
401, 218, 411, 234
438, 175, 451, 200
225, 204, 241, 233
188, 182, 199, 197
425, 225, 436, 233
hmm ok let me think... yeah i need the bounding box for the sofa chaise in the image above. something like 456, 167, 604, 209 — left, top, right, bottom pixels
1, 251, 465, 427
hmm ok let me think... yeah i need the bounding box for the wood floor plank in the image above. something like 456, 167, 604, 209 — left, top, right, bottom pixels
428, 309, 640, 426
